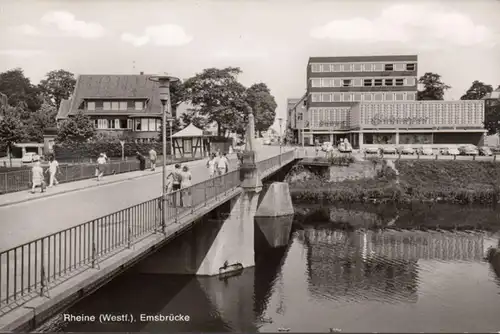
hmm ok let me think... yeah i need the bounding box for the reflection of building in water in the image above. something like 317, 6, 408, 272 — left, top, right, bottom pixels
306, 229, 485, 262
304, 228, 485, 303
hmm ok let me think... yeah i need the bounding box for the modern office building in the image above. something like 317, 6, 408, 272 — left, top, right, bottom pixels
288, 55, 486, 147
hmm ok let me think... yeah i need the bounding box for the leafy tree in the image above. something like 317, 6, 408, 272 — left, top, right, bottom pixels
0, 94, 25, 166
484, 104, 500, 135
56, 111, 96, 143
38, 69, 76, 109
183, 67, 247, 136
0, 68, 42, 112
417, 72, 451, 100
180, 109, 209, 129
23, 102, 58, 142
460, 80, 493, 100
168, 80, 188, 118
245, 83, 277, 136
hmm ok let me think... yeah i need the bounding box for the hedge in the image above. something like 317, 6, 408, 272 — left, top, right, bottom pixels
54, 141, 168, 161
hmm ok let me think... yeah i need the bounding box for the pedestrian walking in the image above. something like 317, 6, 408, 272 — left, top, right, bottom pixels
45, 156, 60, 187
31, 160, 45, 194
172, 163, 183, 206
180, 165, 193, 207
149, 148, 157, 171
217, 152, 229, 175
136, 151, 146, 171
207, 153, 217, 178
95, 153, 107, 181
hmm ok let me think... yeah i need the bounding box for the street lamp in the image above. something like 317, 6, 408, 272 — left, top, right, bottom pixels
148, 74, 179, 234
278, 117, 283, 164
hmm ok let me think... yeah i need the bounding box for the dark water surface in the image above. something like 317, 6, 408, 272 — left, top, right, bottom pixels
42, 204, 500, 333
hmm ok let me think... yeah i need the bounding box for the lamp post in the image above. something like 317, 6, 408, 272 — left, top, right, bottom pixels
148, 75, 179, 234
167, 118, 174, 161
278, 117, 283, 164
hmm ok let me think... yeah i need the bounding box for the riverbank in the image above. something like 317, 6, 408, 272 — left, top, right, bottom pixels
288, 158, 500, 205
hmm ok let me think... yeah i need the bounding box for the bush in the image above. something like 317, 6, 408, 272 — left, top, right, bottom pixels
54, 140, 167, 160
328, 155, 355, 166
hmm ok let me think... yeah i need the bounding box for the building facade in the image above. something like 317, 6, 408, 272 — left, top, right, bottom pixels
288, 55, 486, 147
56, 74, 171, 142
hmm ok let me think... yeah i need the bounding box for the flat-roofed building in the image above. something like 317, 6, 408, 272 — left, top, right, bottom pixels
290, 55, 486, 147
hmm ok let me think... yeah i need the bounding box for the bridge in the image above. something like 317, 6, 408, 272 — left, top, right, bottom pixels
0, 115, 299, 331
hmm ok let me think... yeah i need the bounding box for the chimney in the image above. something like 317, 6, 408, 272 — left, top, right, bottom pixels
140, 71, 144, 75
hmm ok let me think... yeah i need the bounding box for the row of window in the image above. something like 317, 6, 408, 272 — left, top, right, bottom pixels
311, 77, 417, 88
311, 92, 417, 103
87, 101, 145, 111
94, 118, 160, 131
310, 62, 416, 73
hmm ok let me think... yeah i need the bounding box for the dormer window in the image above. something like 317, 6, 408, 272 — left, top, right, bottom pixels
135, 101, 144, 111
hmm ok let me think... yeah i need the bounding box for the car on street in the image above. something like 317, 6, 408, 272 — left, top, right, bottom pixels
398, 146, 416, 155
458, 145, 479, 156
364, 146, 380, 155
381, 146, 397, 154
321, 142, 333, 152
263, 139, 271, 145
479, 146, 493, 156
21, 152, 37, 163
419, 146, 434, 155
440, 147, 460, 156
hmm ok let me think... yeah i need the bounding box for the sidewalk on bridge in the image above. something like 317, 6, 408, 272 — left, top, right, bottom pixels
0, 158, 211, 208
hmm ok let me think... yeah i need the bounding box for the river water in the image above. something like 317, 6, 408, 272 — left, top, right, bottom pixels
41, 203, 500, 333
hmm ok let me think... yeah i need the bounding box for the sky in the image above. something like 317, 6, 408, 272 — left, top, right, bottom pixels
1, 0, 500, 130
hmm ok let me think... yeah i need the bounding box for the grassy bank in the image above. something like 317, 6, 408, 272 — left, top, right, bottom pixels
289, 160, 500, 205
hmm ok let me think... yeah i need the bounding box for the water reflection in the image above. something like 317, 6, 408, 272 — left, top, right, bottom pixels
44, 204, 500, 333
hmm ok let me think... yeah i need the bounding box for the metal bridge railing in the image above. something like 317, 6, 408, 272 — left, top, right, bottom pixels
0, 150, 296, 313
0, 156, 198, 195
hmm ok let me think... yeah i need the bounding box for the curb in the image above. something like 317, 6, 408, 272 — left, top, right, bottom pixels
0, 170, 163, 208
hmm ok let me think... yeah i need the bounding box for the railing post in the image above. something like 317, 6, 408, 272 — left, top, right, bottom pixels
91, 220, 97, 268
40, 239, 45, 296
127, 208, 132, 249
3, 172, 7, 194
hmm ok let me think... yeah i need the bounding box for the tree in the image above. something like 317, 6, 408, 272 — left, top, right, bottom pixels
0, 68, 42, 112
180, 109, 209, 129
245, 83, 277, 136
460, 80, 493, 100
22, 102, 58, 142
38, 69, 76, 109
183, 67, 247, 136
0, 94, 25, 166
417, 72, 451, 101
56, 111, 96, 143
168, 80, 188, 118
484, 104, 500, 135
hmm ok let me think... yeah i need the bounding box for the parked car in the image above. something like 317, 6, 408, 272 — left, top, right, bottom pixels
364, 146, 380, 155
458, 145, 479, 156
21, 152, 37, 163
419, 146, 434, 155
440, 147, 460, 155
479, 146, 493, 156
263, 139, 271, 145
399, 146, 416, 155
381, 146, 397, 154
321, 142, 333, 152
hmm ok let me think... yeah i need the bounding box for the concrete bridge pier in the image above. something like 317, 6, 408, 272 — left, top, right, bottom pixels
255, 182, 294, 250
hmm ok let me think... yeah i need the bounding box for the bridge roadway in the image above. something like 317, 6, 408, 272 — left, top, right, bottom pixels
0, 146, 286, 252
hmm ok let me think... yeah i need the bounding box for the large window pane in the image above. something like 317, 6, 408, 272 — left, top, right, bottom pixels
148, 119, 156, 131
141, 118, 149, 131
103, 102, 111, 110
111, 102, 119, 110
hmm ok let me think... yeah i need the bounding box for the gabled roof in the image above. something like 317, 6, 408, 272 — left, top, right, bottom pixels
56, 98, 71, 120
67, 74, 163, 116
172, 123, 204, 138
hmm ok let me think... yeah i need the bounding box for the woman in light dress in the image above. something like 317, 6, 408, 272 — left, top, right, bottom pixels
206, 153, 217, 178
180, 165, 192, 207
